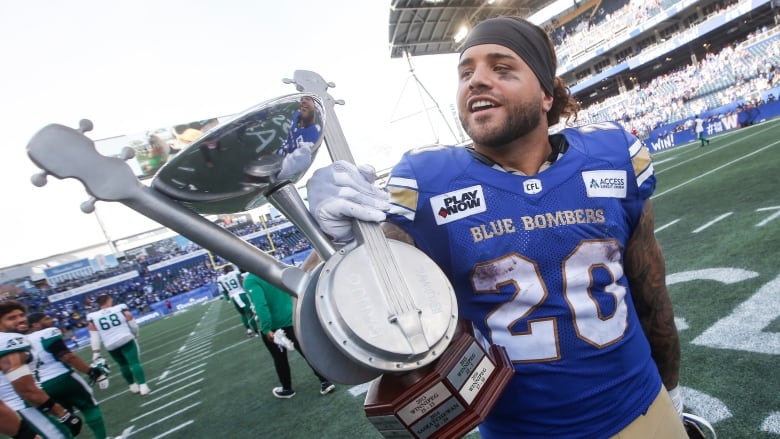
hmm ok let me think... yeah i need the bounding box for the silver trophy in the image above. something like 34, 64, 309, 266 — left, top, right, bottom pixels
27, 71, 510, 438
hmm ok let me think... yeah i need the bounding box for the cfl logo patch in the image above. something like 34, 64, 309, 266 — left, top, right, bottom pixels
431, 185, 486, 225
524, 178, 543, 194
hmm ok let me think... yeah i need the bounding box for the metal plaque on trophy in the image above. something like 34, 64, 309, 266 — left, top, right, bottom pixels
364, 326, 512, 439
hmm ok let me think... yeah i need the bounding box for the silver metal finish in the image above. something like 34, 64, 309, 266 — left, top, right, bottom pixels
152, 93, 325, 214
316, 240, 457, 372
26, 121, 308, 297
294, 264, 382, 384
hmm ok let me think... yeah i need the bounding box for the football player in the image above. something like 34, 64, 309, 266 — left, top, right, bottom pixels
27, 312, 110, 439
305, 16, 714, 438
0, 301, 82, 438
217, 265, 260, 337
86, 294, 150, 396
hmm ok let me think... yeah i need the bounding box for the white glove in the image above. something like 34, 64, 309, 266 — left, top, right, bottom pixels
277, 143, 313, 181
273, 329, 295, 351
668, 386, 684, 419
306, 160, 390, 243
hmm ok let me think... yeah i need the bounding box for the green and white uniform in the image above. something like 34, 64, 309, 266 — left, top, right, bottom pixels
87, 304, 135, 351
28, 327, 107, 439
0, 332, 71, 438
218, 270, 258, 333
87, 304, 147, 387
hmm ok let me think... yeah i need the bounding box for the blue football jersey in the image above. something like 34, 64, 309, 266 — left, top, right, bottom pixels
277, 110, 321, 156
385, 122, 662, 438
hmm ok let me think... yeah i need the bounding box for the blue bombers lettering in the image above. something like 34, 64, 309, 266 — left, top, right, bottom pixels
469, 209, 606, 243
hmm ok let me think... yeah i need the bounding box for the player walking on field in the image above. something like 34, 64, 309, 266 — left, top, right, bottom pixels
217, 265, 259, 337
87, 294, 150, 396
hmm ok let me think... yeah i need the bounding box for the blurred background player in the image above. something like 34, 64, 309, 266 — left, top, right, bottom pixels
694, 115, 710, 147
0, 301, 82, 438
27, 312, 110, 439
0, 398, 41, 438
86, 294, 150, 396
242, 272, 334, 399
217, 265, 259, 337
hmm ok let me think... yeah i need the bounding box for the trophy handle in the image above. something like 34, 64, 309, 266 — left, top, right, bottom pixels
285, 71, 459, 372
26, 120, 307, 296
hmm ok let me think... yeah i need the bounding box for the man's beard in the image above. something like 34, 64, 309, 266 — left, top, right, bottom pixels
461, 99, 542, 148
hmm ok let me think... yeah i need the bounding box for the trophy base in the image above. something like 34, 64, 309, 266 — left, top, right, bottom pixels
364, 330, 513, 439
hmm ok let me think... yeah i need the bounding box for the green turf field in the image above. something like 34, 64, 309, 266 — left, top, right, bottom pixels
68, 119, 779, 439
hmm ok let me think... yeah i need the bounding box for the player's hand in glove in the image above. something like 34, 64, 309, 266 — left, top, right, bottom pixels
89, 357, 111, 389
306, 161, 390, 244
273, 329, 296, 351
58, 410, 83, 436
87, 366, 110, 389
278, 142, 313, 181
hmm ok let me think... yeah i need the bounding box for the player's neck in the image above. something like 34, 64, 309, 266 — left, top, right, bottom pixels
474, 130, 552, 176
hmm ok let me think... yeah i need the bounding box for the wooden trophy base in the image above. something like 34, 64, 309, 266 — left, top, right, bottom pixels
364, 329, 513, 438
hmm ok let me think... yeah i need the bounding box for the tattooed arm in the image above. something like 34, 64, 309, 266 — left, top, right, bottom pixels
625, 200, 681, 390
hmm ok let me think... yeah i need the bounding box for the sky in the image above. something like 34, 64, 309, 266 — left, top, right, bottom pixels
0, 0, 465, 270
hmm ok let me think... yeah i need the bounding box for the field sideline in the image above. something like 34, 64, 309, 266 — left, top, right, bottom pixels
61, 119, 779, 439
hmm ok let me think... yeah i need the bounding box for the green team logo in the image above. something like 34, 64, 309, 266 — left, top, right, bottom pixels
4, 336, 25, 349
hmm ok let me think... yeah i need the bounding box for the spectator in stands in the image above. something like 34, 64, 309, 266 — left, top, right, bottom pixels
86, 294, 150, 396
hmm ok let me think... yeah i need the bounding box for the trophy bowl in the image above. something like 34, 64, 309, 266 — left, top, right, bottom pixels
152, 93, 324, 214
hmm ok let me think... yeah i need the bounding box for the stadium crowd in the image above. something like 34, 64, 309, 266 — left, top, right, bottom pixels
7, 220, 314, 335
581, 28, 780, 139
547, 0, 780, 139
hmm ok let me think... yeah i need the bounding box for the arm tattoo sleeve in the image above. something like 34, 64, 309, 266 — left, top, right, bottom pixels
625, 200, 681, 389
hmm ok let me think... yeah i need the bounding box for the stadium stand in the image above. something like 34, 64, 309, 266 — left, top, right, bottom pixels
1, 219, 313, 335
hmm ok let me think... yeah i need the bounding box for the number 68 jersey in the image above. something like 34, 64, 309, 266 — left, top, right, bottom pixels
86, 304, 135, 351
385, 123, 662, 437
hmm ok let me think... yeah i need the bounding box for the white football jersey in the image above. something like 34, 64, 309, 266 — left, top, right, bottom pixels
0, 332, 32, 410
87, 304, 135, 351
217, 271, 246, 299
28, 328, 70, 383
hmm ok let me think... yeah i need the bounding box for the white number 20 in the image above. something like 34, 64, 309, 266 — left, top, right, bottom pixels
472, 240, 628, 363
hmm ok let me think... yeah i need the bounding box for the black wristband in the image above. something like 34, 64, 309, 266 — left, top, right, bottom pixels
38, 397, 56, 413
13, 419, 37, 439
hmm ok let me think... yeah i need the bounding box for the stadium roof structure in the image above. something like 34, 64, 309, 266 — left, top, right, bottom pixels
389, 0, 560, 59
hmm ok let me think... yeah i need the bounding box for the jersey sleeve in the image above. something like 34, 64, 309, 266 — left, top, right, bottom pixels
40, 328, 64, 351
0, 333, 32, 358
567, 122, 655, 230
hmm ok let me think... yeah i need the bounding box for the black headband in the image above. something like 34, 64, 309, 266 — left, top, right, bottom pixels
459, 17, 555, 96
